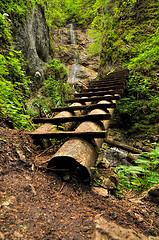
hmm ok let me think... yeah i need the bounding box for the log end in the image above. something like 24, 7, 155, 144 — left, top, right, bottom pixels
47, 156, 90, 183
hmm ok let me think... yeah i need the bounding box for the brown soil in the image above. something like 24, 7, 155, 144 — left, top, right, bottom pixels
0, 127, 159, 239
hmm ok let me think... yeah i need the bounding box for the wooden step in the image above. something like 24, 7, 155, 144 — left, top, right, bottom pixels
26, 130, 107, 139
33, 113, 111, 124
50, 103, 116, 112
65, 95, 119, 104
89, 77, 126, 84
89, 81, 125, 87
74, 89, 123, 98
82, 85, 124, 92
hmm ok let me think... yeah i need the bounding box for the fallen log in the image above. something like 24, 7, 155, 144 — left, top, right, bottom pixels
47, 98, 118, 181
104, 138, 142, 154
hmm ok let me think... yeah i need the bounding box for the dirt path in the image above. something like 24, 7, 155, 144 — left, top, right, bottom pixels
0, 127, 159, 239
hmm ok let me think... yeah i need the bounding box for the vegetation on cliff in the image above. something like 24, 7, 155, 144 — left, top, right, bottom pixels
0, 0, 72, 129
99, 0, 159, 137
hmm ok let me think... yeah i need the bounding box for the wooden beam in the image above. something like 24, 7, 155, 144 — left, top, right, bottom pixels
50, 103, 116, 112
89, 78, 126, 85
33, 113, 111, 124
26, 130, 107, 139
82, 85, 124, 92
65, 95, 119, 104
74, 89, 123, 98
89, 82, 125, 87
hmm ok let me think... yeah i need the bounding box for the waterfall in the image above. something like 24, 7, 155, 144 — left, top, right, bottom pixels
69, 23, 76, 45
68, 23, 81, 84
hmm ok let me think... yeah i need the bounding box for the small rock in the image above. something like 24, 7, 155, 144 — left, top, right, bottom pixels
92, 187, 109, 197
0, 231, 5, 239
16, 149, 26, 163
134, 213, 144, 222
14, 231, 23, 238
2, 196, 17, 206
100, 176, 116, 190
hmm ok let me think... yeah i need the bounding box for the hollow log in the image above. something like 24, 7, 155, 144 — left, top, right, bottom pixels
47, 96, 118, 181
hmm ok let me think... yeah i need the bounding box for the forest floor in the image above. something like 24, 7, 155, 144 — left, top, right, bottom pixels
0, 126, 159, 239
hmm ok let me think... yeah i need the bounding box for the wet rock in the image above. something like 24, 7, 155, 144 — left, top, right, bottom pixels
93, 215, 159, 240
92, 187, 109, 197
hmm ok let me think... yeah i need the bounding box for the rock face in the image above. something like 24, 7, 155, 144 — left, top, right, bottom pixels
93, 215, 159, 240
51, 24, 99, 85
13, 5, 51, 89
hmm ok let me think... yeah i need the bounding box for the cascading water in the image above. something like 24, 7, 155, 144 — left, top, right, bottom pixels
68, 23, 81, 84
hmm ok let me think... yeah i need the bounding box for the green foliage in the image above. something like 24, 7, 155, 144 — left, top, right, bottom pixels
115, 147, 159, 192
96, 0, 159, 135
0, 13, 12, 45
27, 59, 73, 117
0, 0, 74, 129
0, 49, 31, 129
0, 0, 33, 26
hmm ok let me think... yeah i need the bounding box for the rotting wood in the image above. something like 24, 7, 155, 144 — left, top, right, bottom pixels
50, 103, 116, 112
26, 130, 107, 139
32, 113, 111, 124
65, 95, 119, 104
